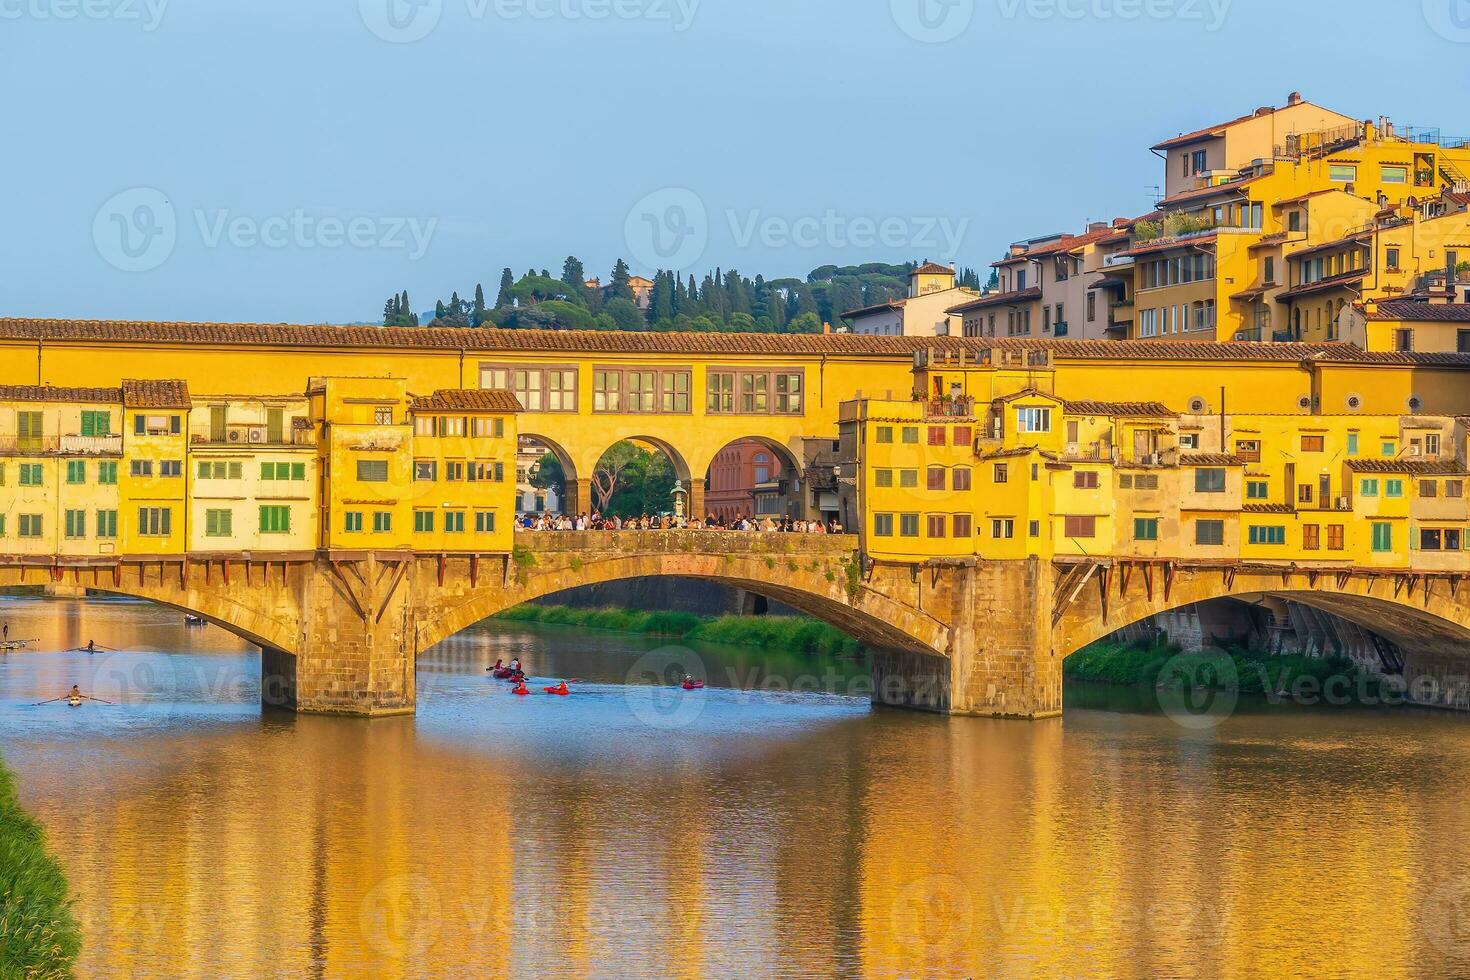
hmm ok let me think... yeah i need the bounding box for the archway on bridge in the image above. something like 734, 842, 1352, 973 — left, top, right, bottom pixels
701, 436, 809, 524
585, 437, 692, 520
517, 432, 579, 516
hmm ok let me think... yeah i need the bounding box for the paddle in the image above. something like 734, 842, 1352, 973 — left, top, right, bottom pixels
80, 695, 116, 705
33, 696, 70, 706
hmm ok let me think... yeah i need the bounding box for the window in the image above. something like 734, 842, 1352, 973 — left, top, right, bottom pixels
706, 373, 735, 414
1248, 525, 1286, 545
926, 515, 947, 538
1015, 407, 1051, 433
899, 470, 918, 489
444, 511, 465, 533
1134, 474, 1159, 490
1361, 478, 1379, 497
1303, 524, 1320, 550
95, 510, 117, 539
876, 426, 893, 445
1073, 471, 1099, 490
1179, 434, 1199, 449
899, 514, 919, 537
1300, 435, 1324, 452
927, 467, 946, 491
1381, 441, 1396, 457
627, 371, 657, 413
927, 426, 946, 447
468, 461, 504, 482
1371, 522, 1393, 553
64, 510, 85, 539
358, 460, 389, 482
374, 407, 394, 425
1029, 520, 1040, 537
1449, 481, 1464, 499
774, 373, 803, 414
18, 515, 42, 538
344, 512, 363, 533
1422, 480, 1439, 499
1329, 164, 1357, 182
1246, 480, 1269, 499
137, 507, 171, 537
1195, 520, 1225, 546
1421, 528, 1463, 551
1386, 247, 1401, 271
1346, 433, 1359, 456
15, 411, 43, 450
1235, 439, 1261, 462
1194, 468, 1226, 493
1298, 484, 1314, 504
953, 514, 972, 537
205, 509, 233, 537
79, 410, 111, 436
740, 372, 768, 413
160, 460, 182, 477
874, 469, 893, 488
259, 506, 290, 534
470, 417, 504, 439
414, 510, 435, 533
992, 518, 1015, 539
993, 463, 1009, 484
1381, 165, 1408, 184
1386, 479, 1404, 499
901, 427, 919, 444
373, 512, 392, 533
444, 461, 464, 482
662, 371, 691, 413
475, 511, 497, 534
1328, 524, 1345, 551
1134, 517, 1159, 541
414, 461, 437, 482
1396, 329, 1414, 353
19, 464, 43, 486
1063, 516, 1096, 538
952, 467, 972, 491
873, 513, 894, 537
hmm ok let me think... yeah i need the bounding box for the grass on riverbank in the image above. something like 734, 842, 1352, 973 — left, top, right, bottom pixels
0, 757, 80, 980
492, 605, 860, 656
1064, 640, 1387, 699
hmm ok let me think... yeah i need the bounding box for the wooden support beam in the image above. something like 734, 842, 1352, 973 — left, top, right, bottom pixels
1143, 564, 1153, 601
1163, 562, 1174, 603
470, 554, 479, 589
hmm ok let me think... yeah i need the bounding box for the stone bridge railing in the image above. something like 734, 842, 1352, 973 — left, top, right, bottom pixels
513, 529, 860, 558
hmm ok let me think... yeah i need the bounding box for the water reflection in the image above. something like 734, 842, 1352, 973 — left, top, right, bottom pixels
2, 596, 1470, 977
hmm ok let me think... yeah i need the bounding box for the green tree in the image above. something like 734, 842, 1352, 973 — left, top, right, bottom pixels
604, 297, 643, 330
472, 283, 486, 326
530, 451, 566, 501
495, 268, 515, 308
609, 259, 635, 302
649, 270, 675, 323
561, 256, 586, 290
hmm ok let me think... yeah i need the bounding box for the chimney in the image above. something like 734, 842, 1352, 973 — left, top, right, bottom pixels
1088, 221, 1108, 233
822, 320, 832, 333
1287, 91, 1303, 106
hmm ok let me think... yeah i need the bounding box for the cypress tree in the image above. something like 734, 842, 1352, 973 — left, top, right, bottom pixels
495, 269, 514, 308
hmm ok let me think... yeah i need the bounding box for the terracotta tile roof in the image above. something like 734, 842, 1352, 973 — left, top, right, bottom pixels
410, 389, 522, 413
840, 299, 906, 320
1122, 233, 1218, 258
1024, 227, 1122, 257
1180, 452, 1244, 466
120, 379, 191, 408
1151, 108, 1273, 150
1243, 502, 1294, 514
1346, 458, 1469, 475
1274, 270, 1367, 301
1063, 400, 1174, 418
7, 318, 1470, 367
1158, 176, 1262, 207
1273, 189, 1346, 208
1286, 232, 1373, 262
1248, 232, 1289, 250
1365, 301, 1470, 323
978, 446, 1050, 461
912, 262, 956, 276
945, 287, 1041, 314
0, 384, 123, 404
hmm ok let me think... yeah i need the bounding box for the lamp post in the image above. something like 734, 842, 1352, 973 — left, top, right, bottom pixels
672, 480, 687, 519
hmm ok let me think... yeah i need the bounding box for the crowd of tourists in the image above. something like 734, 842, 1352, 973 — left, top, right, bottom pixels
517, 512, 844, 534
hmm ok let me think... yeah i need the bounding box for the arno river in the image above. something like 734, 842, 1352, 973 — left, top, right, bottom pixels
3, 596, 1470, 978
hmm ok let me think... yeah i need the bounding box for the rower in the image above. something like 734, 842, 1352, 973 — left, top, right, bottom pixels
84, 640, 97, 654
510, 658, 523, 674
489, 658, 504, 673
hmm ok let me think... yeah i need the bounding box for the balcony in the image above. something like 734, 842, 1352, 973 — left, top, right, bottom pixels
925, 396, 975, 420
192, 424, 316, 448
0, 435, 122, 456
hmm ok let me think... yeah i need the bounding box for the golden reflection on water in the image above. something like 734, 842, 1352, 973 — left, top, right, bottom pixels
5, 597, 1470, 978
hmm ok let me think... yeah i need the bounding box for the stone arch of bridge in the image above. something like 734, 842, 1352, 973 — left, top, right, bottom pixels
1056, 568, 1470, 663
413, 550, 953, 662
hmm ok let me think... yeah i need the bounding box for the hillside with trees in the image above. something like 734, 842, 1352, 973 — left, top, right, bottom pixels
381, 257, 985, 333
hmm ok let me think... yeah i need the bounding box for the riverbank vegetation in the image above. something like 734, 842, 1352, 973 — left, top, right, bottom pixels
1064, 640, 1390, 702
493, 605, 859, 656
0, 756, 80, 979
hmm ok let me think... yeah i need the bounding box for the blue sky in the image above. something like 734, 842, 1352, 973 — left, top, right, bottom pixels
5, 0, 1469, 323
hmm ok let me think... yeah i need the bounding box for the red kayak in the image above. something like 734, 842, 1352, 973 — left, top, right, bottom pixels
544, 682, 570, 696
681, 680, 705, 691
492, 668, 513, 679
512, 683, 530, 696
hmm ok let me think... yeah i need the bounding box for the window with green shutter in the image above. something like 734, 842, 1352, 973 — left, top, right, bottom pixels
98, 461, 117, 484
1385, 479, 1404, 498
291, 462, 305, 481
80, 410, 111, 437
64, 510, 85, 538
373, 511, 392, 532
444, 512, 465, 533
474, 511, 496, 533
95, 510, 117, 538
66, 460, 86, 484
205, 509, 233, 537
1372, 522, 1393, 552
414, 510, 434, 533
258, 505, 290, 534
1134, 517, 1159, 541
18, 515, 42, 538
19, 464, 43, 486
344, 512, 363, 533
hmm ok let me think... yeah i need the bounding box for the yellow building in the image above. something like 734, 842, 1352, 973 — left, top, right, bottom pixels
407, 389, 519, 554
1343, 296, 1470, 354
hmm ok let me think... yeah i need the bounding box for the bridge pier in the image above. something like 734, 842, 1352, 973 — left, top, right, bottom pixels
869, 558, 1063, 719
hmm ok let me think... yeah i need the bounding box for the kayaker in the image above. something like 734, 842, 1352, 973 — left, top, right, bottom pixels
545, 681, 569, 696
489, 658, 504, 673
512, 680, 530, 696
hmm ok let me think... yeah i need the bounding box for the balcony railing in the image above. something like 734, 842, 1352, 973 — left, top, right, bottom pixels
0, 435, 123, 456
192, 426, 315, 447
926, 397, 975, 419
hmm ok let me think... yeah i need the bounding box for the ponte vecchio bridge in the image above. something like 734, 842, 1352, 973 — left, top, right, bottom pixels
6, 318, 1470, 717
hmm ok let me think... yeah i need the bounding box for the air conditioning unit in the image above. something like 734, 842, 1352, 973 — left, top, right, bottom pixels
227, 430, 242, 442
249, 430, 264, 443
1408, 445, 1421, 457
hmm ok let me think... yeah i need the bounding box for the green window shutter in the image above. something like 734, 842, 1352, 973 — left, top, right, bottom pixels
260, 463, 272, 481
291, 462, 305, 481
